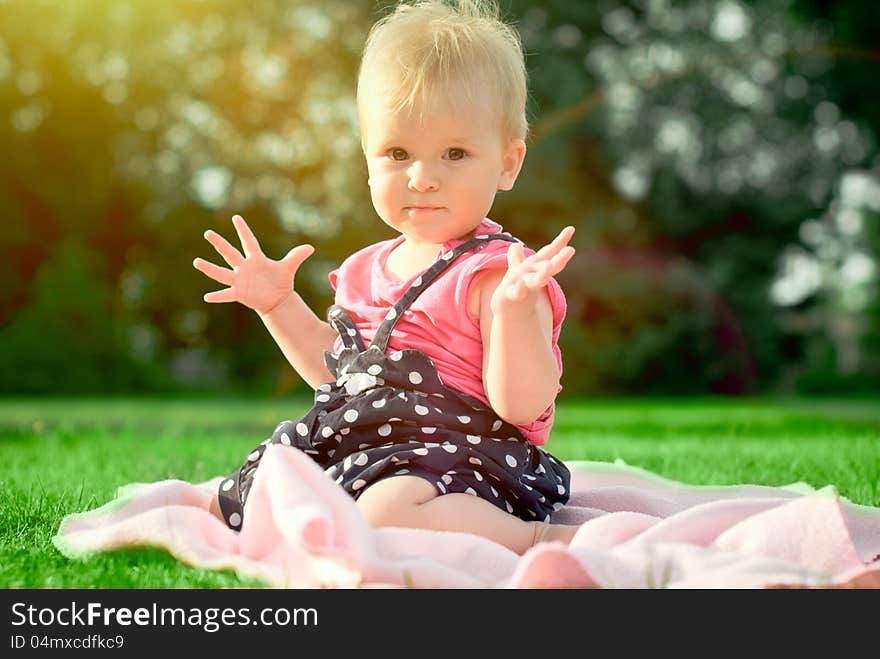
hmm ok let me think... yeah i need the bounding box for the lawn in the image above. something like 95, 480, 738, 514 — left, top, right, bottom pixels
1, 396, 878, 588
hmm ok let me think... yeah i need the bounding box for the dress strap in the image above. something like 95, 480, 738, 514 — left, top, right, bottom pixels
327, 304, 366, 351
369, 233, 518, 354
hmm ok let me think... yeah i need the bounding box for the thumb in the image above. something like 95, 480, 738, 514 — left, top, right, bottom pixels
282, 244, 315, 273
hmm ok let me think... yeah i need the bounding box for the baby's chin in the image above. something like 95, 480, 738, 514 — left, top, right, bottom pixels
395, 219, 483, 245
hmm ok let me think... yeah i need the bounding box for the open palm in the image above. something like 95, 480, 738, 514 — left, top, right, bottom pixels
193, 214, 314, 316
490, 225, 576, 315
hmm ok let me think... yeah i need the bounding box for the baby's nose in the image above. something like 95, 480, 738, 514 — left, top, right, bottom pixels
407, 161, 439, 192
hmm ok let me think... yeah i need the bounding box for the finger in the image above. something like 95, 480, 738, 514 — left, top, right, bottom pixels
192, 257, 234, 286
507, 241, 525, 269
232, 214, 264, 259
547, 245, 576, 275
204, 230, 244, 268
281, 244, 315, 273
506, 279, 526, 302
523, 261, 552, 289
203, 288, 238, 303
533, 225, 575, 261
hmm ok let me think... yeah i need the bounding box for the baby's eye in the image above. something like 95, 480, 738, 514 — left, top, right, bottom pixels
388, 148, 408, 161
447, 148, 467, 160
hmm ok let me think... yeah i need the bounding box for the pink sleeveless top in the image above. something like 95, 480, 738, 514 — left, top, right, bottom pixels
327, 218, 566, 446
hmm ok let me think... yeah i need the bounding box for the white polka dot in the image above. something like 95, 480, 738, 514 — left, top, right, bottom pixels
372, 398, 386, 408
397, 469, 410, 475
413, 447, 429, 456
378, 423, 392, 436
390, 351, 404, 361
229, 513, 242, 527
524, 484, 533, 491
347, 327, 357, 336
389, 417, 401, 422
536, 464, 545, 474
457, 415, 471, 423
414, 405, 429, 415
474, 471, 483, 481
352, 479, 367, 490
424, 442, 439, 448
524, 474, 536, 481
492, 420, 503, 431
505, 455, 517, 468
316, 394, 330, 403
333, 435, 341, 442
490, 486, 498, 497
247, 450, 261, 462
538, 495, 546, 503
343, 456, 352, 470
544, 514, 551, 523
412, 276, 422, 287
335, 474, 344, 484
321, 426, 335, 438
221, 479, 235, 492
466, 434, 481, 444
506, 501, 514, 513
296, 423, 308, 436
441, 474, 453, 485
557, 484, 566, 495
344, 409, 359, 423
330, 308, 342, 317
354, 453, 368, 466
436, 481, 446, 494
280, 432, 291, 445
469, 457, 482, 465
367, 364, 382, 375
477, 234, 489, 240
340, 428, 350, 435
408, 371, 423, 385
442, 251, 454, 260
327, 449, 336, 458
358, 443, 370, 449
442, 444, 457, 453
385, 308, 397, 320
553, 502, 564, 511
397, 392, 407, 400
318, 383, 331, 392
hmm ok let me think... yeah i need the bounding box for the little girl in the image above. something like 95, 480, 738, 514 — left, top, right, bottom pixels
193, 0, 580, 555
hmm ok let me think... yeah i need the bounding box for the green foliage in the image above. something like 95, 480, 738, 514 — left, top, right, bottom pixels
0, 0, 877, 395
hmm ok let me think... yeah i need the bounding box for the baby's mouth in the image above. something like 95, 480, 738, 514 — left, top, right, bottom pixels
405, 206, 445, 214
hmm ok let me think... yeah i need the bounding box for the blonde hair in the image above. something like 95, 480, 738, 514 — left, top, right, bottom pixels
357, 0, 528, 146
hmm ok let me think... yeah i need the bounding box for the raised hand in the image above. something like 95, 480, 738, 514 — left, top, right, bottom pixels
193, 214, 315, 316
490, 225, 576, 316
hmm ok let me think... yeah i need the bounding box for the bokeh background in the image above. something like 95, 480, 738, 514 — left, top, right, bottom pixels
1, 0, 877, 400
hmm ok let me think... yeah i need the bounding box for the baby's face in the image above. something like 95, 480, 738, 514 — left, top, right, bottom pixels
360, 90, 525, 245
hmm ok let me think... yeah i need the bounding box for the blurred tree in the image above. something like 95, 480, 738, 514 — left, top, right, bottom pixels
0, 0, 876, 395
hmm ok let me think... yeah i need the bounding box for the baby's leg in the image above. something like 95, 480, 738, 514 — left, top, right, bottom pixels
356, 475, 578, 555
209, 494, 223, 520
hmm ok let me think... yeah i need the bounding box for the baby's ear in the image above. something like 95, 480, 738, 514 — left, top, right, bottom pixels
498, 138, 527, 191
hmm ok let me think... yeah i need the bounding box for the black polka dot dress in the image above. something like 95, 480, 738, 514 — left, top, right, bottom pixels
217, 233, 571, 532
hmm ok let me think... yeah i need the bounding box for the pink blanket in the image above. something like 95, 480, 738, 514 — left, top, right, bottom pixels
54, 445, 880, 588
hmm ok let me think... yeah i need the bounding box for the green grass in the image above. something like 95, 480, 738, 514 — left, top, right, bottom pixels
1, 396, 878, 588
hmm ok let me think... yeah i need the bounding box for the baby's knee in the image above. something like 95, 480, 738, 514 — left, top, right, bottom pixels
355, 476, 437, 529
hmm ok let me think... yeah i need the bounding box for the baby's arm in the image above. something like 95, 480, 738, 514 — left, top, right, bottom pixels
193, 215, 337, 389
477, 227, 575, 426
